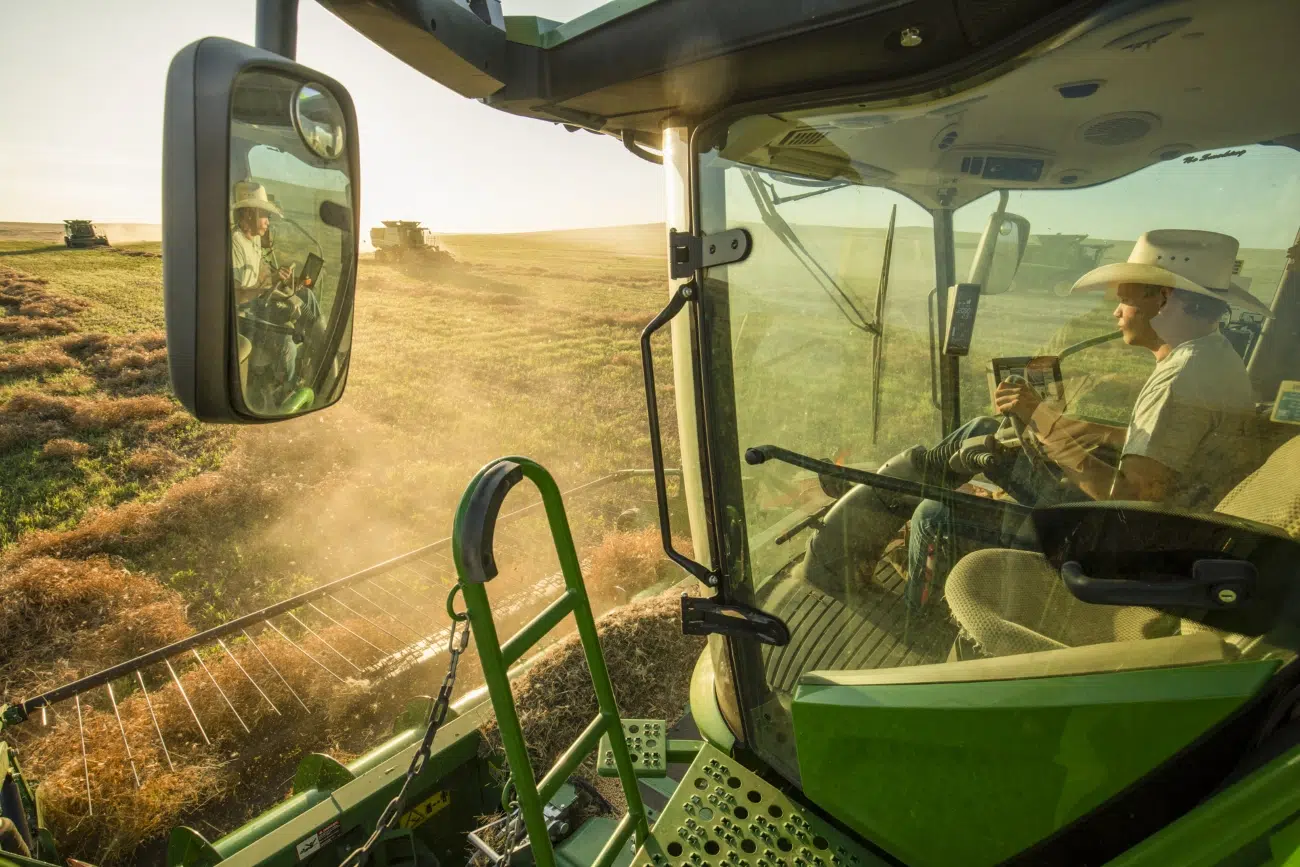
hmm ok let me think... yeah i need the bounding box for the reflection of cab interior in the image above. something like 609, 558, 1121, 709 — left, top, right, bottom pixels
711, 0, 1300, 750
230, 72, 353, 413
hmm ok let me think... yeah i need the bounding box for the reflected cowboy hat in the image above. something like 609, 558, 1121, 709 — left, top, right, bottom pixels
1071, 229, 1272, 317
231, 180, 283, 217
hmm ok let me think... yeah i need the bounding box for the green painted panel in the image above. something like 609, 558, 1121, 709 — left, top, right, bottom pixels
557, 817, 637, 867
1273, 816, 1300, 867
688, 648, 736, 752
793, 660, 1276, 867
1102, 744, 1300, 867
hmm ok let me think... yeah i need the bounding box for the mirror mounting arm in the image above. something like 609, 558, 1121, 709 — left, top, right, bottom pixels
256, 0, 299, 59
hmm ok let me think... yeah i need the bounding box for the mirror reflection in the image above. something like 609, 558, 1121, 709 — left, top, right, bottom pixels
294, 83, 346, 161
230, 70, 354, 417
985, 216, 1025, 295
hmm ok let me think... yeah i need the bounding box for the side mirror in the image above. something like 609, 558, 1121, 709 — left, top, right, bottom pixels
967, 203, 1030, 296
163, 37, 359, 422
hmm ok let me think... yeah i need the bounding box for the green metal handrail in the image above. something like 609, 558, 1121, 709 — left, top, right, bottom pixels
451, 457, 651, 867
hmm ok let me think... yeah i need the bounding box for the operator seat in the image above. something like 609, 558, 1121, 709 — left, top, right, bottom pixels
946, 434, 1300, 658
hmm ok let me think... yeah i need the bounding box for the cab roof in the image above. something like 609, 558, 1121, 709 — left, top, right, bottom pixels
315, 0, 1108, 151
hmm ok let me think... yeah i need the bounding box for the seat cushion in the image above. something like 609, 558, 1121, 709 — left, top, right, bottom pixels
946, 549, 1174, 657
1215, 435, 1300, 536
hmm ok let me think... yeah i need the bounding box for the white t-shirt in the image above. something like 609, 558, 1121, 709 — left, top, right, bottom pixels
231, 230, 265, 290
1123, 330, 1259, 508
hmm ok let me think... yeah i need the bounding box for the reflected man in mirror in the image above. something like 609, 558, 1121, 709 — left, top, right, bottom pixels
230, 180, 321, 413
231, 181, 291, 297
904, 230, 1270, 612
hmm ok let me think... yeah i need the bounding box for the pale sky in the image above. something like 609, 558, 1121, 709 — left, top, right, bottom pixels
0, 0, 663, 233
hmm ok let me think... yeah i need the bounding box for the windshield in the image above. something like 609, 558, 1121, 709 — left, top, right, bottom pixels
696, 62, 1300, 788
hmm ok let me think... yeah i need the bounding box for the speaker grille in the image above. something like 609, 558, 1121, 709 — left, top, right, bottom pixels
1078, 112, 1159, 146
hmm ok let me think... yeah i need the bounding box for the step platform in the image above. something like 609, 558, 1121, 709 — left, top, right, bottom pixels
628, 744, 885, 867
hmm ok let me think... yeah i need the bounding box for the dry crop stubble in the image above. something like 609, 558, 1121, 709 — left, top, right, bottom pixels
2, 229, 710, 863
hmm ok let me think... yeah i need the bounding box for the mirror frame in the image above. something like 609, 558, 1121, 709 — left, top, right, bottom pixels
163, 36, 360, 422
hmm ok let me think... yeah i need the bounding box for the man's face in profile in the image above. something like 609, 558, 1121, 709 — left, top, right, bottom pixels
1113, 283, 1166, 346
238, 208, 270, 238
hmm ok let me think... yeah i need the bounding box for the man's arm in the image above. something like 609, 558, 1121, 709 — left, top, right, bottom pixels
1045, 447, 1173, 501
1037, 411, 1127, 450
995, 379, 1173, 501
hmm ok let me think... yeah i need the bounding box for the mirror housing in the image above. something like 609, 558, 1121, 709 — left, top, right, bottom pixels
163, 37, 359, 422
967, 191, 1030, 295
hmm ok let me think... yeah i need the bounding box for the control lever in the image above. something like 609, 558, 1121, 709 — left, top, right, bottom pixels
1001, 374, 1051, 465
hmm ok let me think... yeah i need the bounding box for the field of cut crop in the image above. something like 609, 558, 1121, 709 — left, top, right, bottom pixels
0, 224, 692, 864
0, 217, 1201, 864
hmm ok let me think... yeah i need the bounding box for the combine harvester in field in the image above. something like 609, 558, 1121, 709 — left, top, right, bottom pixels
5, 0, 1300, 866
370, 221, 455, 267
62, 220, 109, 248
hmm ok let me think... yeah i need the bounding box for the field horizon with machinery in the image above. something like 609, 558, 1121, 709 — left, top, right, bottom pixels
2, 217, 1288, 864
0, 222, 694, 864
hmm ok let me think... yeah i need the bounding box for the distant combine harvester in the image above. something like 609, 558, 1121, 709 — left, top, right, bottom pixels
63, 220, 109, 248
369, 220, 454, 266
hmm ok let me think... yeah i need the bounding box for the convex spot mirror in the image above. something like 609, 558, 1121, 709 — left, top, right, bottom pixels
163, 37, 359, 422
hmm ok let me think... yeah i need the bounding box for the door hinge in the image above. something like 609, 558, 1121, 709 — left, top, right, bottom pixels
669, 228, 753, 279
681, 596, 790, 646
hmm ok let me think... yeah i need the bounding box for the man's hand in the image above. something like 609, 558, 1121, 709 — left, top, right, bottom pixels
994, 378, 1041, 424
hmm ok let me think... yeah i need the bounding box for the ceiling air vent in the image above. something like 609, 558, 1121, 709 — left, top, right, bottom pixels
1077, 112, 1160, 147
779, 129, 828, 147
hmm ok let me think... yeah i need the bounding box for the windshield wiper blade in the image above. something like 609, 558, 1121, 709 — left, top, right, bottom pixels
871, 204, 896, 445
741, 169, 877, 335
744, 444, 1031, 520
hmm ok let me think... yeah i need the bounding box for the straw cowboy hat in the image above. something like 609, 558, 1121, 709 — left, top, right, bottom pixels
1071, 229, 1272, 317
231, 180, 283, 217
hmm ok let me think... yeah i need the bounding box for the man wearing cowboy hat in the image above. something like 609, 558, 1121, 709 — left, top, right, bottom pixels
996, 228, 1268, 507
897, 229, 1268, 613
231, 180, 293, 302
231, 179, 315, 411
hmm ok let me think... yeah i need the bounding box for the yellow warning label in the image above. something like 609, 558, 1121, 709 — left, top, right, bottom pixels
399, 789, 451, 829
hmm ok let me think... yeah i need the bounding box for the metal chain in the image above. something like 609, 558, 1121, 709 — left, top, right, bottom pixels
340, 603, 472, 867
499, 805, 525, 867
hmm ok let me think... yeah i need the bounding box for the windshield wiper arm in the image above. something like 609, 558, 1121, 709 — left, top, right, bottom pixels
744, 444, 1031, 520
742, 169, 877, 335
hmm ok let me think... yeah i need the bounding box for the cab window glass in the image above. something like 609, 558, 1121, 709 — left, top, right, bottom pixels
700, 115, 1300, 781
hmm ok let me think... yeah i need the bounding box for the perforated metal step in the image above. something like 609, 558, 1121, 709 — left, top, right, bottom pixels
629, 744, 886, 867
598, 719, 668, 777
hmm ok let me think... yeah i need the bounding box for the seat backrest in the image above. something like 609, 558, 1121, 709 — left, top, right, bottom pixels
1215, 434, 1300, 538
1195, 434, 1300, 649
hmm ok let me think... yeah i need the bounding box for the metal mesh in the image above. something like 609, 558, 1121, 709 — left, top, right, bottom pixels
1215, 436, 1300, 536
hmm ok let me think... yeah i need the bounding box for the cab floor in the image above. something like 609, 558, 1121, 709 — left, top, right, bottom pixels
759, 558, 957, 695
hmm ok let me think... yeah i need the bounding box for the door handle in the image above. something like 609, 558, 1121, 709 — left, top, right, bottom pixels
1061, 559, 1256, 609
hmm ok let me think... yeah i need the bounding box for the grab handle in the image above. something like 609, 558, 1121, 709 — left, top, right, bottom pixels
456, 460, 525, 584
640, 282, 714, 585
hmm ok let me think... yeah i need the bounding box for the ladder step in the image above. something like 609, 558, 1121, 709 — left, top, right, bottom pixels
539, 713, 609, 804
502, 589, 577, 667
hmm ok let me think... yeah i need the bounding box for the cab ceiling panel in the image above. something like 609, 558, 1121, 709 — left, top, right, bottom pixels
316, 0, 1102, 135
